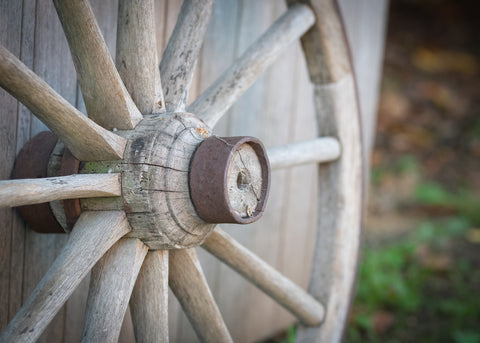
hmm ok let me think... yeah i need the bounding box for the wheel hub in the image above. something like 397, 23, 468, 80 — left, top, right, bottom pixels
13, 113, 270, 249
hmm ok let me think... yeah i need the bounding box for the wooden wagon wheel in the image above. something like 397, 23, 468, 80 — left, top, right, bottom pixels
0, 0, 362, 342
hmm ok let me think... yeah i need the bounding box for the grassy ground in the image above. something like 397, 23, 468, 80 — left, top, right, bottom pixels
348, 180, 480, 342
349, 0, 480, 341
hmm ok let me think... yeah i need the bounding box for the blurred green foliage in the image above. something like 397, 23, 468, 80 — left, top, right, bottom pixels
347, 214, 480, 343
415, 181, 480, 225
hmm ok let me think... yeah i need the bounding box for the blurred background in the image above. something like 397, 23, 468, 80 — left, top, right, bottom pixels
348, 0, 480, 342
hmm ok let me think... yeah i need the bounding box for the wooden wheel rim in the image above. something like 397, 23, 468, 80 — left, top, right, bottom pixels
0, 1, 363, 342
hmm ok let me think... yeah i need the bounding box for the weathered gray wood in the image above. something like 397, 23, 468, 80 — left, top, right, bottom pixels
337, 0, 389, 172
269, 32, 319, 335
53, 0, 142, 130
294, 1, 363, 342
188, 4, 315, 128
226, 143, 264, 219
0, 1, 386, 342
296, 77, 362, 343
267, 137, 341, 170
116, 0, 164, 115
0, 0, 22, 333
81, 238, 147, 343
0, 211, 131, 343
169, 248, 233, 343
22, 2, 82, 340
203, 228, 324, 326
160, 0, 214, 112
8, 0, 35, 332
0, 174, 121, 208
0, 45, 126, 161
211, 2, 317, 340
293, 0, 349, 83
113, 114, 215, 249
190, 2, 309, 341
130, 250, 169, 343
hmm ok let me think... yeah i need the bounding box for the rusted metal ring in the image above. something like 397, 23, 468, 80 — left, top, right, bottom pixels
11, 131, 65, 233
11, 131, 82, 233
189, 136, 270, 224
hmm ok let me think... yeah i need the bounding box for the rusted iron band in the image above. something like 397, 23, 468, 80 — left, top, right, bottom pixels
11, 131, 65, 233
189, 136, 270, 224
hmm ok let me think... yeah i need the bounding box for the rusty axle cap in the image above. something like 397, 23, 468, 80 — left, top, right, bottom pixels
189, 136, 270, 224
12, 126, 271, 236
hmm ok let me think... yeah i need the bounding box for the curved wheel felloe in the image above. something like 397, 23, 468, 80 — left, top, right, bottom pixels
0, 0, 362, 342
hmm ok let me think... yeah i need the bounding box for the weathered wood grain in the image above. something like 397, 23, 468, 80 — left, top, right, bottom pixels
292, 0, 350, 83
116, 114, 215, 249
0, 45, 126, 161
203, 228, 324, 326
116, 0, 164, 115
0, 0, 22, 333
0, 1, 386, 342
296, 75, 363, 343
8, 0, 35, 330
188, 4, 315, 128
81, 238, 147, 343
0, 174, 121, 208
294, 1, 363, 341
226, 144, 264, 219
267, 137, 340, 170
130, 250, 169, 343
169, 248, 233, 343
160, 0, 214, 112
53, 0, 142, 130
22, 2, 82, 340
0, 211, 131, 343
269, 30, 319, 335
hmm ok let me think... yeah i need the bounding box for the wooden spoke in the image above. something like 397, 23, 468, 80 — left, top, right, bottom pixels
81, 238, 148, 343
267, 137, 341, 170
160, 0, 214, 112
0, 45, 126, 161
130, 250, 169, 343
202, 228, 325, 326
53, 0, 142, 129
0, 174, 121, 208
169, 249, 233, 343
116, 0, 164, 115
0, 211, 130, 343
188, 4, 315, 128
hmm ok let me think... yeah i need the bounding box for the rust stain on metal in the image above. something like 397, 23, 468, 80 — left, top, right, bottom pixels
189, 136, 270, 224
11, 131, 65, 233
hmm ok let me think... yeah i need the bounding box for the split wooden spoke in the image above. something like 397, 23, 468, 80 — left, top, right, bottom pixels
169, 249, 233, 343
0, 45, 126, 161
116, 0, 164, 115
130, 250, 169, 343
160, 0, 214, 112
0, 211, 130, 343
81, 238, 148, 343
188, 4, 315, 128
0, 174, 121, 208
267, 137, 341, 170
53, 0, 142, 129
202, 228, 325, 326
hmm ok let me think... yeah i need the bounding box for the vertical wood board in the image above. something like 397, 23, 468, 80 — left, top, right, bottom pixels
0, 0, 387, 342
